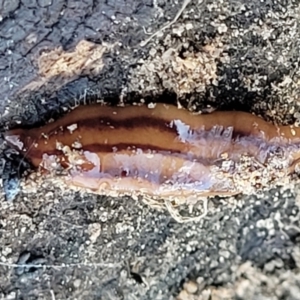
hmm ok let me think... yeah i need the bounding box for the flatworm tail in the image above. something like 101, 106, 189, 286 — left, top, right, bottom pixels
4, 104, 300, 198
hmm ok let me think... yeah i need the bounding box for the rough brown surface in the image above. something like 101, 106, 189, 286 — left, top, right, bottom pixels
1, 0, 300, 299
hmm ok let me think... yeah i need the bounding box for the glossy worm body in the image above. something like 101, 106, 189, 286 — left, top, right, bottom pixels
4, 104, 300, 200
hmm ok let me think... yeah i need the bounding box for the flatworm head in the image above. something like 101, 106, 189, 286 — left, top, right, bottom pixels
4, 104, 300, 199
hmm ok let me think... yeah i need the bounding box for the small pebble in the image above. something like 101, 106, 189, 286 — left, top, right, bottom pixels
184, 280, 198, 294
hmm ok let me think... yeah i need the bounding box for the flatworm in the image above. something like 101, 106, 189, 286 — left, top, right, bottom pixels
4, 103, 300, 201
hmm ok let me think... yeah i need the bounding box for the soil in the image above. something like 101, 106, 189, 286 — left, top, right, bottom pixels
1, 0, 300, 299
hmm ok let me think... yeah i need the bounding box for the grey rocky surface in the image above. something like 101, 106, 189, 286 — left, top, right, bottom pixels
1, 0, 300, 299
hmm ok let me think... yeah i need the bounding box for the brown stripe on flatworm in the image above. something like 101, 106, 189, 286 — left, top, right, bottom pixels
48, 115, 265, 141
17, 143, 180, 160
4, 103, 300, 198
7, 104, 285, 141
32, 111, 274, 139
7, 132, 274, 170
49, 116, 175, 136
